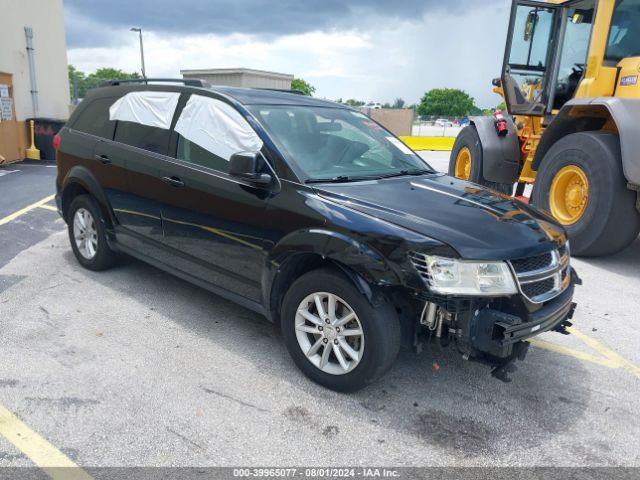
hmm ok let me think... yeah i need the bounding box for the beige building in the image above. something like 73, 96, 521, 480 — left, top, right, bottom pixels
181, 68, 293, 90
0, 0, 70, 163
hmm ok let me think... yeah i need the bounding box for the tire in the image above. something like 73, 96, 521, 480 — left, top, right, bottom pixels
281, 268, 401, 392
67, 194, 117, 270
448, 125, 512, 194
531, 132, 640, 257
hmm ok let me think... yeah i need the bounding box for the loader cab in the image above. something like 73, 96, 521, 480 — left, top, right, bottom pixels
502, 0, 597, 116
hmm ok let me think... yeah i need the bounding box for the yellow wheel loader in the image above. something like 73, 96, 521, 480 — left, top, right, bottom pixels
449, 0, 640, 256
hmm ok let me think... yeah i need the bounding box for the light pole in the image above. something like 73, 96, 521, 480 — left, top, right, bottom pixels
130, 27, 146, 79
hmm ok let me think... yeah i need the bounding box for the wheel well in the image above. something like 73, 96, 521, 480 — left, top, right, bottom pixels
269, 253, 376, 323
532, 105, 616, 172
61, 182, 90, 221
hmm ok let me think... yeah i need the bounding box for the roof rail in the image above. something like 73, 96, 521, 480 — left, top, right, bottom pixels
256, 88, 306, 95
100, 78, 208, 87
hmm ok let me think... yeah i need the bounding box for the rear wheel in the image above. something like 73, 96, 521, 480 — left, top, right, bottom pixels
281, 268, 400, 392
531, 132, 640, 257
449, 125, 512, 194
67, 195, 117, 270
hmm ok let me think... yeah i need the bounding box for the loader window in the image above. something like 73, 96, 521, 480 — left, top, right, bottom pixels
552, 1, 595, 109
605, 0, 640, 62
503, 4, 558, 115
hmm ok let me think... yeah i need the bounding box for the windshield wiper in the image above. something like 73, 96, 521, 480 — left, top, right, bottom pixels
305, 175, 380, 184
377, 169, 434, 179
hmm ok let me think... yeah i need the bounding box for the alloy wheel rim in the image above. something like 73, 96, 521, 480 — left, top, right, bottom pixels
549, 165, 589, 225
455, 147, 472, 180
73, 208, 98, 260
294, 292, 365, 375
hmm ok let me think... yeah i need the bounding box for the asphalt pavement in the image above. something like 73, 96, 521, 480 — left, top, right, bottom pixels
0, 156, 638, 473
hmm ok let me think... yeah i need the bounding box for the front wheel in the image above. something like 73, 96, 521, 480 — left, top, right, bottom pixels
531, 132, 640, 257
281, 268, 400, 392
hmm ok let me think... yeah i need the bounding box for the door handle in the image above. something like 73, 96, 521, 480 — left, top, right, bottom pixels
94, 154, 111, 165
161, 176, 185, 188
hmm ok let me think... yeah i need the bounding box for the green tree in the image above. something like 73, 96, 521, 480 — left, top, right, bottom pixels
392, 97, 406, 108
469, 105, 483, 116
345, 99, 365, 107
68, 65, 141, 100
417, 88, 475, 117
291, 77, 316, 96
496, 101, 507, 112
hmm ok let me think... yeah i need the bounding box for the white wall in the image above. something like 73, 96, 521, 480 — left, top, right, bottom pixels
0, 0, 70, 120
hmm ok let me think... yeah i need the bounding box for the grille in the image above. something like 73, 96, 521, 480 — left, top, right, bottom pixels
509, 245, 571, 304
522, 277, 555, 299
510, 252, 552, 274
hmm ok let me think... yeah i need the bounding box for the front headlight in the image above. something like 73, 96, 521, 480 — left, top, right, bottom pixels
422, 255, 518, 296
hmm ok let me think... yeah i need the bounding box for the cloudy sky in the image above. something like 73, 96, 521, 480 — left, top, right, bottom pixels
65, 0, 512, 108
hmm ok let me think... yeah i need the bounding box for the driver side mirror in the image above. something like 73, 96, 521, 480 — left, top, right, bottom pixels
229, 151, 272, 185
524, 11, 538, 41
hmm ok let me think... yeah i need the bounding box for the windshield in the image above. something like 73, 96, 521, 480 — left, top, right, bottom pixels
249, 105, 433, 182
606, 0, 640, 61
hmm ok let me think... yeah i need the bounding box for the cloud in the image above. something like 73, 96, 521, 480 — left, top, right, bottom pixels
66, 0, 513, 108
64, 0, 476, 47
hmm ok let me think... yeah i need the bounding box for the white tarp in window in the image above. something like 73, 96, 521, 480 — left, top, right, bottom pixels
109, 91, 180, 129
174, 95, 263, 161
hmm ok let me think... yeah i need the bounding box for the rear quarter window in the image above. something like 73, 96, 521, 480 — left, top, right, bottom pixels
72, 97, 117, 139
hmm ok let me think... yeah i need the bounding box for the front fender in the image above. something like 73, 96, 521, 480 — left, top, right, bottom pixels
268, 228, 403, 285
263, 228, 409, 320
469, 116, 521, 184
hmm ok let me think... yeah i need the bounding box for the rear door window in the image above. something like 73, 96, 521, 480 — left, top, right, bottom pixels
110, 91, 180, 155
72, 97, 117, 139
114, 122, 171, 155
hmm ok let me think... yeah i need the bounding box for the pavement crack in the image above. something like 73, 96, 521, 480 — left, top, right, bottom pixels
166, 426, 205, 451
200, 386, 269, 413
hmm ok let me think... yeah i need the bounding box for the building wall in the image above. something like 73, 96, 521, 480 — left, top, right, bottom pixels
239, 73, 291, 89
0, 0, 70, 121
182, 69, 293, 90
364, 109, 415, 137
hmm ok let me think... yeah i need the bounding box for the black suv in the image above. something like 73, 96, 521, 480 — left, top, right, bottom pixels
55, 79, 578, 391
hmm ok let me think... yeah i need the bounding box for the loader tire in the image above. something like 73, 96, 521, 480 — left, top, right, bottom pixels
531, 132, 640, 257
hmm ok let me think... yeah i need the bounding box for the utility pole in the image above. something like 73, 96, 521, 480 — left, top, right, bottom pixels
130, 27, 146, 79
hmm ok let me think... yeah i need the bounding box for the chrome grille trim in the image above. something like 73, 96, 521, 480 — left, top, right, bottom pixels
509, 246, 571, 304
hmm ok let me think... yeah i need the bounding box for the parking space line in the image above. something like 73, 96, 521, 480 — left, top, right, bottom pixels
530, 326, 640, 379
0, 195, 55, 226
38, 204, 59, 212
569, 326, 640, 379
0, 403, 91, 479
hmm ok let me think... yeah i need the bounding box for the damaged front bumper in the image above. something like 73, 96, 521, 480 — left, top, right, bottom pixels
470, 281, 576, 360
412, 267, 580, 380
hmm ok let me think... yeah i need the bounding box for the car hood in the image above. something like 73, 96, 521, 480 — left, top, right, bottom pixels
313, 173, 566, 260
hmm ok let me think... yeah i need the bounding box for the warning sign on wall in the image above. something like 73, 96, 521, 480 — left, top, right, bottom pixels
0, 97, 13, 120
